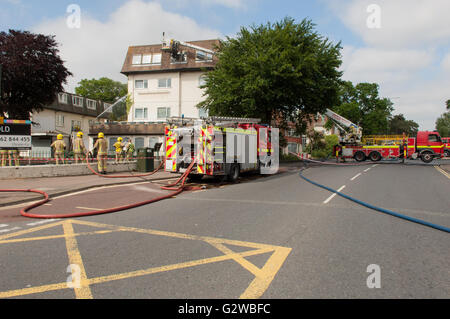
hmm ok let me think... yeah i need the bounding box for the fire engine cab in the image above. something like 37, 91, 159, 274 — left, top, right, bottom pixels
164, 117, 279, 182
442, 137, 450, 157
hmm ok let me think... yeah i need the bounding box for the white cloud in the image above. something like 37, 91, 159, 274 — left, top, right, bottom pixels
326, 0, 450, 130
442, 54, 450, 71
154, 0, 246, 9
328, 0, 450, 49
32, 0, 222, 92
341, 46, 434, 86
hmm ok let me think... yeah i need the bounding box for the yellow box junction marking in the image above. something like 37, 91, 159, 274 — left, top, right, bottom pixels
0, 219, 291, 299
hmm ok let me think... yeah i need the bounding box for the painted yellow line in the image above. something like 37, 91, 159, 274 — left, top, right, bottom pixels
0, 220, 64, 241
72, 219, 278, 250
88, 247, 273, 286
0, 282, 68, 299
0, 219, 291, 299
434, 166, 450, 179
0, 248, 273, 299
62, 221, 93, 299
0, 230, 116, 245
208, 241, 263, 277
240, 246, 292, 299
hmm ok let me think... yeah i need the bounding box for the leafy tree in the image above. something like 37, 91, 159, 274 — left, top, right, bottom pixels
75, 77, 127, 103
388, 114, 419, 136
198, 17, 343, 132
75, 77, 128, 121
446, 99, 449, 110
330, 81, 394, 135
436, 111, 450, 137
0, 30, 72, 119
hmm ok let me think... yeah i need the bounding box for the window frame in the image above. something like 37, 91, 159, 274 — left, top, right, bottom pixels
72, 96, 84, 107
157, 107, 171, 120
56, 114, 65, 127
58, 93, 68, 104
132, 54, 142, 65
135, 79, 148, 89
86, 99, 97, 110
134, 107, 148, 120
158, 78, 171, 89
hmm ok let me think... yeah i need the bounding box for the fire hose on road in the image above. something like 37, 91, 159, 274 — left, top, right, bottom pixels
295, 154, 450, 234
0, 159, 199, 219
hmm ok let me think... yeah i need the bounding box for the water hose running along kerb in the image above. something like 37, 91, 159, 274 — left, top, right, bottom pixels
297, 157, 450, 234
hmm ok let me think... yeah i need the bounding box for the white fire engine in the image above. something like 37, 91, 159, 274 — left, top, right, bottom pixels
164, 117, 279, 182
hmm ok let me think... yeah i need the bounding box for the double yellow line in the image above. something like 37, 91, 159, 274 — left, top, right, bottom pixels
434, 166, 450, 179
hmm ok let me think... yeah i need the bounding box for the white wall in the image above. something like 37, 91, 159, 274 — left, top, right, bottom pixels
128, 71, 207, 122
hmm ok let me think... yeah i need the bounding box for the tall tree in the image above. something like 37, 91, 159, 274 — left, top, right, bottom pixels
0, 30, 72, 119
331, 81, 394, 135
446, 99, 450, 110
75, 77, 127, 103
75, 77, 128, 121
198, 17, 343, 131
436, 111, 450, 137
388, 114, 419, 136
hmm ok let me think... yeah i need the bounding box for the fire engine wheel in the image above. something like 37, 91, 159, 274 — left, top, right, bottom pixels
369, 151, 382, 162
228, 164, 240, 183
444, 150, 450, 158
420, 152, 433, 163
354, 151, 366, 162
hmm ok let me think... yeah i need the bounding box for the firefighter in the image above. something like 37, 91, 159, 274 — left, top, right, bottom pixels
73, 131, 87, 164
0, 149, 7, 167
113, 137, 124, 163
51, 134, 66, 165
125, 137, 135, 162
93, 132, 108, 174
8, 149, 19, 167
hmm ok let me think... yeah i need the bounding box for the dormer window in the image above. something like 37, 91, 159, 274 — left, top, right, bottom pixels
132, 53, 162, 65
58, 93, 68, 104
72, 96, 84, 107
87, 99, 97, 110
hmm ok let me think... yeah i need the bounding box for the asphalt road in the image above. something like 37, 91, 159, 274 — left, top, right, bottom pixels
0, 161, 449, 299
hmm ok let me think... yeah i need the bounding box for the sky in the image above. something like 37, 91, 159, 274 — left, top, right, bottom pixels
1, 0, 449, 130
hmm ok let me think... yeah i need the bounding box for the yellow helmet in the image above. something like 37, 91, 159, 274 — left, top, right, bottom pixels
117, 137, 123, 142
77, 132, 83, 138
57, 134, 63, 140
98, 132, 104, 138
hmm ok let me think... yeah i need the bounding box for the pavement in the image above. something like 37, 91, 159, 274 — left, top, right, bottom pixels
0, 169, 177, 207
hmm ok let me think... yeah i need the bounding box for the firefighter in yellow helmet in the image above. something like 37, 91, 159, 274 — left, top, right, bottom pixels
8, 149, 20, 167
93, 132, 108, 174
0, 149, 7, 167
73, 131, 87, 164
51, 134, 66, 165
113, 137, 124, 163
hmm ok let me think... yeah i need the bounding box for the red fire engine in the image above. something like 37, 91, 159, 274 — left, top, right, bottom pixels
326, 109, 444, 163
442, 137, 450, 157
335, 131, 444, 163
